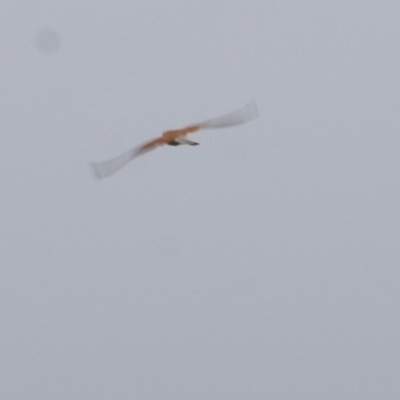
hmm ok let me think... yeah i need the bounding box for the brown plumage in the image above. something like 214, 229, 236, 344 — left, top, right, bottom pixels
90, 101, 258, 179
138, 125, 201, 153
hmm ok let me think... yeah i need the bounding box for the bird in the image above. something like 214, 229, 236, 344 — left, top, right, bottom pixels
90, 100, 258, 179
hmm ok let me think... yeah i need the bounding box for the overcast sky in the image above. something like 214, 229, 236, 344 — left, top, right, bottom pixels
1, 2, 399, 399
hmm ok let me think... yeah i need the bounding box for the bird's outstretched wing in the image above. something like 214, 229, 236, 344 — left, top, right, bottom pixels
90, 148, 139, 179
90, 101, 258, 179
199, 100, 258, 129
90, 137, 164, 179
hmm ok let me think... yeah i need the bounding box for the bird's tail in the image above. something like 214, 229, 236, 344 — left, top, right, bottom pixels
90, 148, 139, 179
199, 100, 258, 129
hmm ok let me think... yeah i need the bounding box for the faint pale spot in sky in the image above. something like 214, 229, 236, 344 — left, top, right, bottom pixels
35, 28, 61, 55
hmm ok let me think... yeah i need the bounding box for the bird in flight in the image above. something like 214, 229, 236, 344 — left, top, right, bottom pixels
90, 100, 258, 179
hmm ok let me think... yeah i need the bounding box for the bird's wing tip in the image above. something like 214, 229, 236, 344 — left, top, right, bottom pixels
89, 162, 103, 179
89, 149, 137, 179
244, 99, 259, 119
200, 100, 259, 129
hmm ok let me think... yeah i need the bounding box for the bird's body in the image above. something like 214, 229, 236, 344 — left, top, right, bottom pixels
90, 101, 258, 179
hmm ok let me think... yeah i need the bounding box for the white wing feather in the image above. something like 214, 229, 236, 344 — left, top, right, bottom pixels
90, 148, 138, 179
200, 100, 258, 129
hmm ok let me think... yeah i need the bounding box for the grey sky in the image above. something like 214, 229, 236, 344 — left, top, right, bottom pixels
1, 2, 399, 399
